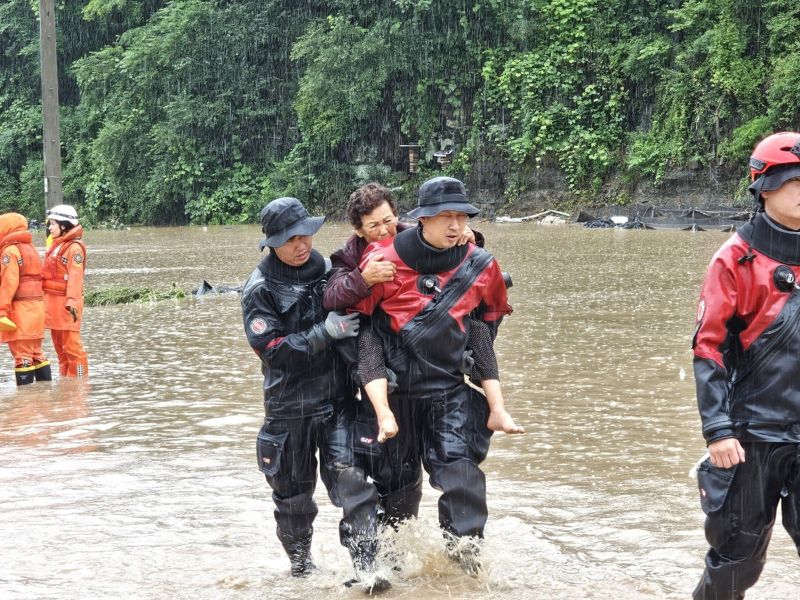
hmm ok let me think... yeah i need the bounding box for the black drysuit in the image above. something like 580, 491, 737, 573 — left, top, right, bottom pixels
241, 249, 379, 569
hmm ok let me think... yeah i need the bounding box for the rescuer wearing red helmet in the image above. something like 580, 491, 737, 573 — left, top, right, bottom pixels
42, 205, 89, 378
0, 213, 51, 385
691, 131, 800, 598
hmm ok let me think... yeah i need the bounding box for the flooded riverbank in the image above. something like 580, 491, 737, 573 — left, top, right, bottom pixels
1, 224, 797, 599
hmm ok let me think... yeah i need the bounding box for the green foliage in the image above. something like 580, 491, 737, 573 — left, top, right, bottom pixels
3, 0, 800, 221
66, 0, 315, 223
625, 0, 795, 181
185, 163, 264, 225
480, 0, 628, 193
767, 53, 800, 128
293, 16, 394, 150
719, 116, 773, 162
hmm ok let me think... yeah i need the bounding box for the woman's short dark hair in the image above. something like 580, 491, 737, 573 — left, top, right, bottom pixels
54, 220, 75, 234
346, 182, 396, 229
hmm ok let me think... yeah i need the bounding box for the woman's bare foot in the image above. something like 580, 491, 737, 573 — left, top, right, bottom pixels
487, 409, 525, 434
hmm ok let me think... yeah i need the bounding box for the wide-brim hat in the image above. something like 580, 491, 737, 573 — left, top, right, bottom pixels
407, 176, 480, 219
749, 164, 800, 203
259, 197, 325, 250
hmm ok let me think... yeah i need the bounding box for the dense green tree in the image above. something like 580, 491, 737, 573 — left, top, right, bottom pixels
72, 0, 324, 224
628, 0, 800, 182
2, 0, 800, 224
0, 0, 165, 218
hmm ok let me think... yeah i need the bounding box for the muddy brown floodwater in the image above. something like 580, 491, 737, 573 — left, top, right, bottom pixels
1, 223, 797, 599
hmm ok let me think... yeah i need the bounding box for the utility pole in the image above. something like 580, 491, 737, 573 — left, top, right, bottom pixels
39, 0, 63, 213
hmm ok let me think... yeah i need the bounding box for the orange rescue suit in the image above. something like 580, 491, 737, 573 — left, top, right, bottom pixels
0, 214, 45, 344
42, 225, 87, 331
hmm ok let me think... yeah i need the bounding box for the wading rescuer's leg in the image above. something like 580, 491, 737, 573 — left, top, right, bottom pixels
332, 466, 387, 588
693, 443, 795, 600
34, 359, 52, 381
8, 339, 36, 385
350, 387, 423, 528
422, 385, 493, 573
256, 418, 320, 577
782, 444, 800, 561
370, 393, 422, 527
63, 331, 88, 377
29, 340, 51, 381
320, 407, 389, 592
50, 330, 88, 377
378, 473, 422, 526
50, 330, 69, 376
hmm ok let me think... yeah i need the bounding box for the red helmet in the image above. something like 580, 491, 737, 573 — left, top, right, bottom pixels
748, 132, 800, 204
749, 131, 800, 181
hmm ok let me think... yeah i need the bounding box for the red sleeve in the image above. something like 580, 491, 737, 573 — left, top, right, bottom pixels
693, 252, 738, 367
323, 243, 372, 311
479, 259, 512, 323
692, 242, 741, 442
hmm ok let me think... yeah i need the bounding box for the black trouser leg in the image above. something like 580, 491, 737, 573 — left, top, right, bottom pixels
432, 459, 488, 538
276, 528, 315, 577
379, 473, 423, 526
334, 466, 381, 573
319, 406, 382, 577
422, 385, 492, 539
781, 444, 800, 554
376, 395, 422, 526
351, 394, 422, 527
256, 418, 319, 576
693, 443, 797, 600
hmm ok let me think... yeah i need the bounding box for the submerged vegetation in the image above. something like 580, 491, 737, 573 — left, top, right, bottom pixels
85, 284, 186, 306
2, 1, 799, 223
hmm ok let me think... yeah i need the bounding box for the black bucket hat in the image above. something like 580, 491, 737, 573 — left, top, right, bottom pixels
259, 197, 324, 250
407, 176, 480, 219
749, 164, 800, 204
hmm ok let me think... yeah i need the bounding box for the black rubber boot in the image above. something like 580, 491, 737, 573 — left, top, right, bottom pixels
34, 361, 52, 382
277, 530, 315, 578
14, 364, 35, 386
345, 539, 390, 594
332, 466, 388, 592
445, 536, 483, 577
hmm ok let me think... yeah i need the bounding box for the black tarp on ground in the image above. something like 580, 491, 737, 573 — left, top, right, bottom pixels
577, 204, 753, 231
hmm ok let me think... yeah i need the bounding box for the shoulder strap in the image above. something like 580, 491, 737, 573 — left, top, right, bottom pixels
57, 239, 88, 268
399, 247, 493, 348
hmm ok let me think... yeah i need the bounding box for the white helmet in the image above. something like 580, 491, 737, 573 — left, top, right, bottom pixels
47, 204, 79, 226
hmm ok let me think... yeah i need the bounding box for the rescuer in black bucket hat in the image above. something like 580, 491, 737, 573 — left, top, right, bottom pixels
406, 176, 480, 219
258, 196, 325, 251
349, 175, 523, 576
691, 131, 800, 599
242, 196, 388, 592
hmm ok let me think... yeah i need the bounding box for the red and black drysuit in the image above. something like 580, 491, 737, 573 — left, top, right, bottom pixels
352, 226, 511, 538
692, 212, 800, 599
324, 223, 493, 524
324, 221, 484, 312
241, 249, 379, 572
